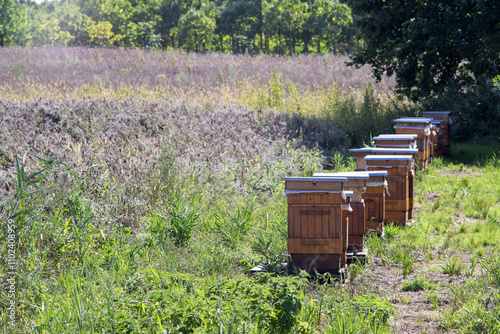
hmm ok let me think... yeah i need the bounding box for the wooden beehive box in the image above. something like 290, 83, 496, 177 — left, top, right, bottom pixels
430, 119, 444, 157
282, 176, 349, 273
349, 147, 374, 171
369, 148, 417, 219
393, 118, 433, 168
314, 172, 370, 253
364, 155, 413, 225
421, 111, 452, 155
373, 134, 418, 149
363, 171, 388, 234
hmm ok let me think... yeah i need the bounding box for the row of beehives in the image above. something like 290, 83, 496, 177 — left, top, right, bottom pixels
282, 112, 452, 273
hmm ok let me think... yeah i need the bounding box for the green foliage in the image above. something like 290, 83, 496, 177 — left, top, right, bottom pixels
392, 249, 418, 278
214, 201, 255, 249
441, 256, 466, 276
0, 0, 360, 54
324, 294, 394, 334
346, 0, 500, 141
401, 276, 434, 292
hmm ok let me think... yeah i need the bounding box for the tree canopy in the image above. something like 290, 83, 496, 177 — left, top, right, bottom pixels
0, 0, 357, 55
344, 0, 500, 139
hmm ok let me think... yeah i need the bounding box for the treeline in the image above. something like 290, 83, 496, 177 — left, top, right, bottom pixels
0, 0, 360, 55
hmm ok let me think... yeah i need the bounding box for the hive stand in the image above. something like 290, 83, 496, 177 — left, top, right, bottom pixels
350, 147, 375, 171
282, 177, 350, 274
421, 111, 452, 155
363, 170, 388, 235
314, 172, 370, 254
364, 155, 413, 225
393, 118, 433, 168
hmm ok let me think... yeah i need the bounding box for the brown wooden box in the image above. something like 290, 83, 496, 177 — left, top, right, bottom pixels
283, 177, 349, 272
373, 134, 418, 148
363, 171, 387, 234
364, 155, 413, 225
421, 111, 452, 155
393, 118, 433, 168
314, 172, 369, 253
430, 120, 444, 157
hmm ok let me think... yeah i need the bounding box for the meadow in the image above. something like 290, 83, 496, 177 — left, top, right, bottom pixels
1, 47, 500, 333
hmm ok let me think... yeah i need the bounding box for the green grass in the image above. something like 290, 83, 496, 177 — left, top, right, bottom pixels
401, 275, 435, 292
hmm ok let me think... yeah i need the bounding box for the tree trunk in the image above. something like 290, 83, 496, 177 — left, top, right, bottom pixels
303, 31, 309, 54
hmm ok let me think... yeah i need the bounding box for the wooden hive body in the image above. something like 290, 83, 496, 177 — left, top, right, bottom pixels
364, 155, 413, 225
393, 118, 432, 168
283, 177, 349, 273
430, 120, 444, 157
421, 111, 451, 155
368, 148, 416, 218
314, 172, 369, 253
372, 135, 418, 169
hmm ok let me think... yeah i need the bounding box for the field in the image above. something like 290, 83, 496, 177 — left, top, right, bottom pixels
1, 47, 500, 333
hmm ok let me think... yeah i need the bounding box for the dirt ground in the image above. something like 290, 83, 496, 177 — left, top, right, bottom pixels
354, 256, 460, 333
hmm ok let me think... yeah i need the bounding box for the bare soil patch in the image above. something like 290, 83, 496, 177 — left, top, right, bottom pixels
353, 252, 472, 333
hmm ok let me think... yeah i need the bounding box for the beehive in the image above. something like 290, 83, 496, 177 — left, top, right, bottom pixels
373, 134, 418, 149
430, 120, 444, 157
364, 155, 413, 225
393, 118, 432, 168
314, 172, 370, 253
282, 177, 349, 272
369, 148, 417, 219
363, 171, 388, 234
421, 111, 452, 155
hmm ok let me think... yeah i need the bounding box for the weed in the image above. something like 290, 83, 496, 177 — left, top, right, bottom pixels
392, 249, 419, 278
401, 275, 434, 291
441, 256, 465, 276
214, 201, 255, 249
478, 252, 500, 288
425, 291, 440, 309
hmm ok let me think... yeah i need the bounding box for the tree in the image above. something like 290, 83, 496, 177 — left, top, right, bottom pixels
0, 0, 31, 46
345, 0, 500, 140
175, 1, 217, 52
218, 0, 261, 53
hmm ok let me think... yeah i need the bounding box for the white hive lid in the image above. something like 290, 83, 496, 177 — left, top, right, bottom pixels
393, 117, 432, 124
281, 177, 348, 182
373, 134, 418, 140
313, 172, 370, 180
364, 170, 388, 176
349, 147, 373, 153
364, 155, 413, 161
